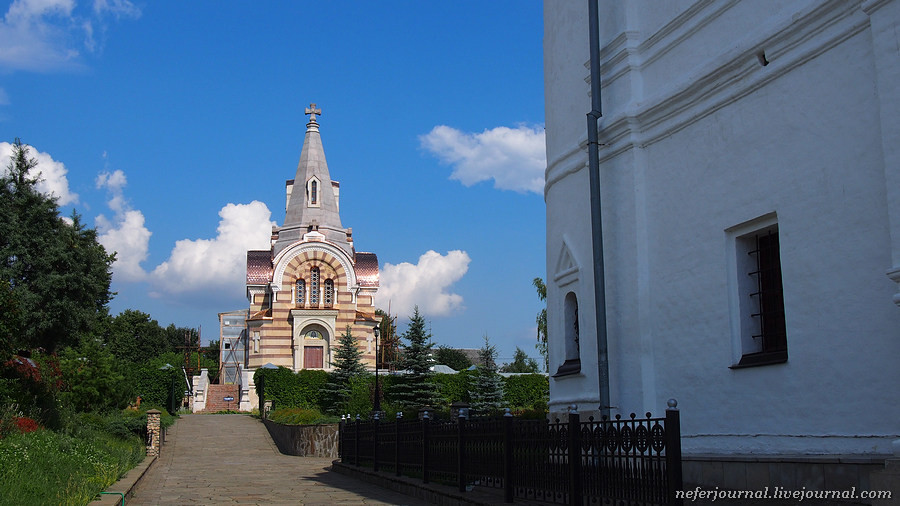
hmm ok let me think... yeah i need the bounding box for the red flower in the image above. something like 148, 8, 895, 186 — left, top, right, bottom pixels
14, 417, 40, 434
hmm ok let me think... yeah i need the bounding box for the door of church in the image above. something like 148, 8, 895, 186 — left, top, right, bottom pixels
304, 346, 323, 368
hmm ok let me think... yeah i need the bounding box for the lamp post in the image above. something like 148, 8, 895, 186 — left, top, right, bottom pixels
373, 326, 382, 413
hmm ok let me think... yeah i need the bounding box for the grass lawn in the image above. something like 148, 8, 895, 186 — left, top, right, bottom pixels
0, 426, 144, 505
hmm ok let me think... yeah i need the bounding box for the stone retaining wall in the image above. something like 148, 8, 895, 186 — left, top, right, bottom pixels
262, 419, 339, 458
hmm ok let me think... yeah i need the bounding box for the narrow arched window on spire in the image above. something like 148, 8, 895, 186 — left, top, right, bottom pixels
295, 279, 305, 307
310, 267, 320, 307
310, 180, 318, 205
324, 279, 334, 307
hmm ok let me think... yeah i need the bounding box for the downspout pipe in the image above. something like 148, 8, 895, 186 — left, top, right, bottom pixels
587, 0, 611, 419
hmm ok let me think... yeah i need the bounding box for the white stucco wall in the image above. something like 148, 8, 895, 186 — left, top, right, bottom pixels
544, 0, 900, 455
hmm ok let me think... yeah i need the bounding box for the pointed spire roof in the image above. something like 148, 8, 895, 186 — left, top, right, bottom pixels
274, 104, 351, 256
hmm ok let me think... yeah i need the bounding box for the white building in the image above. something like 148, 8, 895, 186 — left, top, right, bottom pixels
544, 0, 900, 491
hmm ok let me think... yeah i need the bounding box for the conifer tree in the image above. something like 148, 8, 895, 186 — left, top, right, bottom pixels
322, 326, 367, 413
470, 335, 504, 416
0, 139, 114, 354
391, 306, 439, 412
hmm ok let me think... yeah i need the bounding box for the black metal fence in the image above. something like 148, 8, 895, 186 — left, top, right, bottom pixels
339, 407, 683, 505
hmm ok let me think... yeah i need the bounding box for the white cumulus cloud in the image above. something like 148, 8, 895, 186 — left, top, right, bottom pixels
95, 169, 151, 282
0, 141, 78, 205
150, 201, 276, 295
420, 124, 546, 194
377, 250, 471, 319
0, 0, 140, 72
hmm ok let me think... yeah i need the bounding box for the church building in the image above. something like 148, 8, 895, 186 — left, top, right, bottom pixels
544, 0, 900, 493
242, 104, 380, 407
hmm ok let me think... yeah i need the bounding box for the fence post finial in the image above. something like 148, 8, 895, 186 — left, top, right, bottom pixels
667, 398, 678, 410
504, 407, 512, 417
568, 404, 579, 414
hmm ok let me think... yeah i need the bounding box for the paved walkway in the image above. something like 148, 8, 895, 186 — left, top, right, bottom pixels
129, 414, 429, 505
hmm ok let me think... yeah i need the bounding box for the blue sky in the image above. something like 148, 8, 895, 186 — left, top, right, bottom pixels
0, 0, 547, 365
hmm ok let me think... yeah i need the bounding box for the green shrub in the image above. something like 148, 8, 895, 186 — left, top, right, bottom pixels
124, 366, 183, 413
1, 355, 64, 429
501, 374, 549, 411
253, 367, 328, 410
430, 370, 474, 407
343, 375, 375, 416
268, 407, 338, 425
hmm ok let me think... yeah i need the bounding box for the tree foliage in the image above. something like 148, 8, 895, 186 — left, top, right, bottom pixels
0, 140, 114, 353
391, 306, 439, 411
322, 326, 368, 414
103, 310, 168, 363
500, 347, 540, 373
254, 367, 329, 410
469, 335, 504, 416
59, 339, 129, 413
502, 374, 549, 412
533, 277, 548, 372
434, 346, 473, 371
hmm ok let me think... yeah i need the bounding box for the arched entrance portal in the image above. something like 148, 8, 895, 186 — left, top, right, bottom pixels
290, 308, 338, 371
300, 323, 329, 369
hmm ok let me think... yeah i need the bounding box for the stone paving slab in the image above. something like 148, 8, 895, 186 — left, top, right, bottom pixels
129, 414, 429, 505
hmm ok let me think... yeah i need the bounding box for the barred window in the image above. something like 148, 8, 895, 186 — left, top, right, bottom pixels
295, 279, 305, 306
732, 222, 788, 368
324, 279, 334, 307
310, 267, 320, 306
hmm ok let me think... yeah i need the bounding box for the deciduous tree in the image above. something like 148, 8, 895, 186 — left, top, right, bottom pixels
103, 309, 168, 364
434, 346, 473, 371
500, 346, 540, 373
533, 277, 548, 372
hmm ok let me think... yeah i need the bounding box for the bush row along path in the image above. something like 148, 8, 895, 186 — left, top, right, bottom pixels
129, 414, 428, 505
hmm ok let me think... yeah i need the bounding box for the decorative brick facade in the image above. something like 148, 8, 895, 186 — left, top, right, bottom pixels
244, 105, 380, 383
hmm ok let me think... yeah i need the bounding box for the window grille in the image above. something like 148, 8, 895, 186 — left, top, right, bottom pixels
310, 267, 320, 306
748, 230, 787, 354
296, 279, 305, 307
324, 279, 334, 307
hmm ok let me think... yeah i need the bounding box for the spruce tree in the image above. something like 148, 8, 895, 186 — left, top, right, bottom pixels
391, 306, 439, 412
0, 139, 114, 354
469, 335, 504, 416
322, 326, 367, 414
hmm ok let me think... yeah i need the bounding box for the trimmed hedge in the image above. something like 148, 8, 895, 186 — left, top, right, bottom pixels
252, 366, 548, 416
125, 366, 183, 413
254, 367, 329, 410
429, 372, 549, 413
502, 374, 549, 412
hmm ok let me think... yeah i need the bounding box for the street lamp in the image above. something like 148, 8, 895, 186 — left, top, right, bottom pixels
373, 326, 381, 413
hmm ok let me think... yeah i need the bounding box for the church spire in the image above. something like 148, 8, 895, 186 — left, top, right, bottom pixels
274, 103, 349, 256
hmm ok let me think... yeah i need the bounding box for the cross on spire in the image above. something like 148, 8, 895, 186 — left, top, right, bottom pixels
305, 103, 322, 123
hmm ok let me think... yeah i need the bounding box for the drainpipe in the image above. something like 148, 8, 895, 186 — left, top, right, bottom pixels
587, 0, 611, 419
